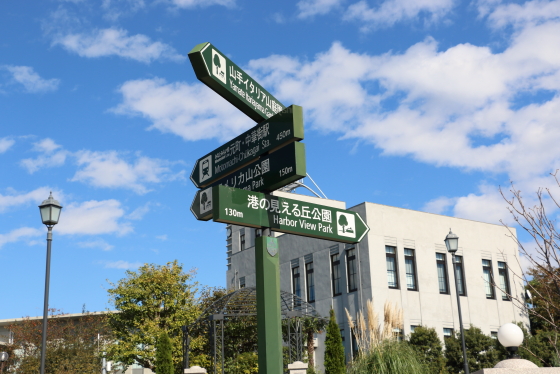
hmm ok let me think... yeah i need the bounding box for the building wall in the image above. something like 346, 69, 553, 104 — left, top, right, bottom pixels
227, 195, 529, 371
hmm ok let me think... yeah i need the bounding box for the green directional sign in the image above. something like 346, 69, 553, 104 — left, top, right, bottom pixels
189, 42, 286, 122
211, 185, 370, 244
190, 105, 304, 188
207, 141, 306, 193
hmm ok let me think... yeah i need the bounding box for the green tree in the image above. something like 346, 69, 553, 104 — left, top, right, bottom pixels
106, 261, 199, 374
324, 309, 345, 374
302, 316, 328, 368
444, 326, 502, 373
338, 215, 348, 233
156, 331, 174, 374
408, 326, 446, 374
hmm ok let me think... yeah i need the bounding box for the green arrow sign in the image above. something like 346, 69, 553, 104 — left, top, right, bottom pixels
207, 141, 306, 193
189, 42, 286, 122
210, 185, 370, 244
190, 105, 304, 188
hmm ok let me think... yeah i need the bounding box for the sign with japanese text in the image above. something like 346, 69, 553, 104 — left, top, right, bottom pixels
190, 105, 304, 188
211, 185, 370, 244
189, 42, 286, 122
207, 141, 306, 193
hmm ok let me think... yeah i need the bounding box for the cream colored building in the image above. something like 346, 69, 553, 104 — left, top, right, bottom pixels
226, 193, 529, 370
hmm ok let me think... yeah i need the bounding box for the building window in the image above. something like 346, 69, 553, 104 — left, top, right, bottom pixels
482, 259, 495, 299
454, 255, 467, 296
306, 262, 315, 303
240, 233, 245, 251
239, 277, 245, 288
436, 253, 449, 294
386, 246, 399, 289
491, 331, 498, 339
331, 254, 342, 296
498, 262, 511, 301
410, 325, 419, 333
292, 267, 301, 299
347, 247, 358, 292
443, 328, 454, 338
351, 331, 359, 358
404, 248, 418, 291
393, 328, 403, 341
340, 329, 345, 342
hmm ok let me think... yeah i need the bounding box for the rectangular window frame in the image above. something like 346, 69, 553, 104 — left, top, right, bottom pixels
498, 261, 511, 301
386, 246, 399, 289
331, 253, 342, 296
454, 255, 467, 296
292, 266, 301, 299
306, 262, 315, 303
347, 247, 358, 292
404, 248, 418, 291
483, 259, 496, 299
436, 252, 450, 294
443, 328, 454, 338
240, 233, 246, 251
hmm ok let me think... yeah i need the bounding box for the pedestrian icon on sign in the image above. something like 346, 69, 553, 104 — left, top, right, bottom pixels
212, 50, 226, 84
199, 155, 212, 183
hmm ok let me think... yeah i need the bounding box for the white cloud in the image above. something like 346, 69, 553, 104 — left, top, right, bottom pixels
20, 138, 68, 173
52, 28, 185, 63
0, 227, 43, 249
0, 187, 55, 213
78, 239, 114, 251
156, 234, 167, 241
0, 138, 15, 153
483, 0, 560, 29
56, 199, 132, 235
112, 78, 252, 141
2, 65, 60, 93
127, 203, 152, 220
344, 0, 455, 29
297, 0, 345, 18
105, 260, 143, 269
167, 0, 235, 8
72, 151, 178, 194
422, 196, 457, 215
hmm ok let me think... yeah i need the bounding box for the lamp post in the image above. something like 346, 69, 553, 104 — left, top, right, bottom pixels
0, 352, 8, 374
38, 192, 62, 374
445, 229, 469, 374
498, 323, 524, 359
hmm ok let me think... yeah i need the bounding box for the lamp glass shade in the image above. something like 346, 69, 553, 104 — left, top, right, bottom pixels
38, 193, 62, 225
444, 230, 459, 253
498, 323, 524, 347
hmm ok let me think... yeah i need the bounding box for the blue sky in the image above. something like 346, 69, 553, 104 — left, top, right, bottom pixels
2, 0, 560, 319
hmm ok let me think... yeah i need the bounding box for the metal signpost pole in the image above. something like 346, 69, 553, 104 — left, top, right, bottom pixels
255, 232, 282, 374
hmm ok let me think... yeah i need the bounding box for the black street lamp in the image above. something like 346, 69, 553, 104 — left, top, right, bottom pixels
445, 229, 469, 374
38, 192, 62, 374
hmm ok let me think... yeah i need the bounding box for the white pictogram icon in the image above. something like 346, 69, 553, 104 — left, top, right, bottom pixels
336, 212, 356, 238
212, 50, 226, 84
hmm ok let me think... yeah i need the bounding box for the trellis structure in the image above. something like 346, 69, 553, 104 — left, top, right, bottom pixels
182, 287, 326, 373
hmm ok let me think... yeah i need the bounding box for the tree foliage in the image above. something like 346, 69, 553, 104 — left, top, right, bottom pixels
324, 309, 345, 374
106, 261, 199, 373
444, 326, 502, 374
408, 326, 446, 374
501, 175, 560, 363
156, 331, 174, 374
5, 309, 108, 374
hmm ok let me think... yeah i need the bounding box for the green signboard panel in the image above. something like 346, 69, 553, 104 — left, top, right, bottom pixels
207, 141, 306, 193
189, 42, 286, 122
190, 105, 304, 188
212, 185, 370, 244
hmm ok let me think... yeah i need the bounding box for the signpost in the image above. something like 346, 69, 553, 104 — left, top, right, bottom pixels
187, 42, 368, 374
189, 42, 286, 122
190, 105, 304, 188
201, 185, 370, 244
